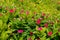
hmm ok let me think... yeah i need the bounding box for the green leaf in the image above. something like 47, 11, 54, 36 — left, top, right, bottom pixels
36, 26, 39, 30
41, 37, 46, 40
58, 32, 60, 36
27, 35, 30, 40
19, 37, 23, 40
13, 35, 18, 40
0, 20, 3, 29
31, 35, 35, 40
1, 31, 8, 40
46, 38, 50, 40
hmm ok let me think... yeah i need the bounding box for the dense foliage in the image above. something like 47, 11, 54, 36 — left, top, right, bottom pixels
0, 0, 60, 40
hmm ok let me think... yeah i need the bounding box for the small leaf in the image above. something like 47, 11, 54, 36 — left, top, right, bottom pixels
19, 37, 23, 40
0, 20, 3, 28
58, 32, 60, 36
46, 38, 50, 40
36, 26, 39, 30
31, 35, 35, 40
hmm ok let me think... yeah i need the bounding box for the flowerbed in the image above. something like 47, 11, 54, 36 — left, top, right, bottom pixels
0, 0, 60, 40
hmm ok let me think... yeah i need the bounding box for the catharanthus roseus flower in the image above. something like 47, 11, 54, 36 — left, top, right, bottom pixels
38, 27, 43, 31
26, 11, 29, 15
44, 23, 48, 28
48, 31, 52, 36
42, 12, 45, 16
36, 19, 41, 25
9, 9, 14, 13
28, 37, 32, 40
17, 30, 24, 33
30, 32, 33, 36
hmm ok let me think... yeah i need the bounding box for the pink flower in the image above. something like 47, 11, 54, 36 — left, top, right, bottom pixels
36, 19, 41, 25
38, 27, 43, 31
48, 31, 52, 36
44, 23, 48, 28
26, 11, 29, 15
17, 30, 24, 33
9, 9, 14, 13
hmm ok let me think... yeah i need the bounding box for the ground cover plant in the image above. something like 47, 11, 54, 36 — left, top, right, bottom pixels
0, 0, 60, 40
